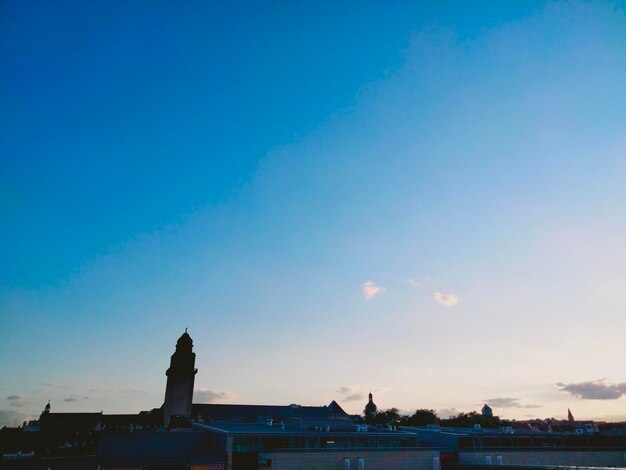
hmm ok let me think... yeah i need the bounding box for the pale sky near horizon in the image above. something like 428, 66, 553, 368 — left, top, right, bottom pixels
2, 1, 626, 427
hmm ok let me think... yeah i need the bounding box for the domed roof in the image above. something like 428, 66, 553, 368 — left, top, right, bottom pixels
365, 393, 377, 413
365, 401, 377, 412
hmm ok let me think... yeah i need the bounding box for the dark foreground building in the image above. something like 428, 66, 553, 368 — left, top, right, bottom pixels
2, 332, 626, 469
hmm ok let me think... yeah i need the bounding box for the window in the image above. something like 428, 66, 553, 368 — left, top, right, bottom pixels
358, 457, 365, 470
344, 458, 350, 470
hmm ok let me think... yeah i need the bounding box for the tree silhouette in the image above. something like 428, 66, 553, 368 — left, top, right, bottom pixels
404, 409, 438, 426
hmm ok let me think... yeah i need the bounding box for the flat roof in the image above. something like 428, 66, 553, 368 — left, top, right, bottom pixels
193, 422, 417, 437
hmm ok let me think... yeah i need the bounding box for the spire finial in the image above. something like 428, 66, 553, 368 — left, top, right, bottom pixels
185, 327, 187, 333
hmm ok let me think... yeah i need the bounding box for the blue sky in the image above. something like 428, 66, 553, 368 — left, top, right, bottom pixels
2, 1, 626, 426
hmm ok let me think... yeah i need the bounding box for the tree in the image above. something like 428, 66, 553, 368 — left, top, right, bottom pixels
404, 409, 438, 426
442, 411, 480, 428
441, 411, 499, 428
374, 408, 400, 424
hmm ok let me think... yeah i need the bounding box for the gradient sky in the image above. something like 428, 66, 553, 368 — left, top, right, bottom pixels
2, 1, 626, 427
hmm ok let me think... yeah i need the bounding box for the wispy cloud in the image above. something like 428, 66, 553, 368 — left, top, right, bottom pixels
194, 389, 232, 403
40, 382, 68, 389
7, 395, 30, 408
63, 397, 77, 402
9, 401, 28, 408
404, 278, 422, 288
434, 292, 458, 307
557, 379, 626, 400
343, 393, 364, 403
363, 280, 385, 301
87, 387, 147, 394
484, 397, 541, 408
336, 386, 365, 403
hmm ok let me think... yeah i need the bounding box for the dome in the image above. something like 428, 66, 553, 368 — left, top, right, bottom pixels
365, 393, 377, 413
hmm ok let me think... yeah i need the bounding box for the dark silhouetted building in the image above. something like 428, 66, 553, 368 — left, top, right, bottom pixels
3, 331, 626, 469
364, 392, 378, 423
163, 330, 197, 427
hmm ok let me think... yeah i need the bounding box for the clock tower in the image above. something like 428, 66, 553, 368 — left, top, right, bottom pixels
163, 330, 197, 427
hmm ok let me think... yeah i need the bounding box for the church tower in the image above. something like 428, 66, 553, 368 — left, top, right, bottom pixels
364, 392, 378, 424
163, 330, 197, 427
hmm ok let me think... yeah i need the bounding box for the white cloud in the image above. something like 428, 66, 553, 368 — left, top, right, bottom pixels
557, 379, 626, 400
363, 280, 385, 301
336, 386, 352, 394
194, 389, 232, 403
434, 292, 458, 307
